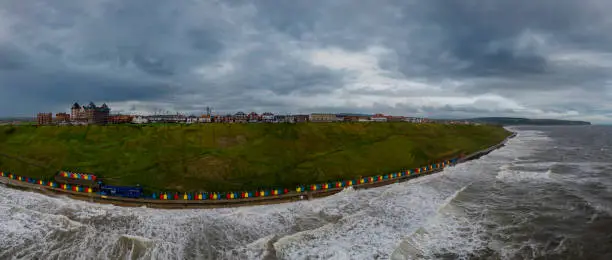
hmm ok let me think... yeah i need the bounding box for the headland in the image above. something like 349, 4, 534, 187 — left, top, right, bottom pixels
0, 123, 513, 208
463, 117, 591, 126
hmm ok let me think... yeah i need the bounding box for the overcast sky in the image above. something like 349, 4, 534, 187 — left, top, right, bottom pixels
1, 0, 611, 123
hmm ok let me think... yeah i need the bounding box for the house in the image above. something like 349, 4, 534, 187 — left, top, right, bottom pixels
274, 115, 289, 123
223, 114, 234, 123
343, 116, 358, 122
210, 115, 220, 123
55, 113, 70, 123
309, 113, 336, 122
405, 117, 426, 123
293, 114, 310, 123
108, 115, 134, 124
337, 113, 371, 122
37, 112, 53, 125
343, 114, 371, 122
233, 112, 247, 123
247, 112, 260, 123
200, 114, 212, 123
215, 114, 234, 123
132, 116, 149, 124
146, 114, 185, 123
387, 116, 406, 122
70, 102, 110, 124
261, 112, 275, 123
186, 115, 199, 124
371, 114, 388, 122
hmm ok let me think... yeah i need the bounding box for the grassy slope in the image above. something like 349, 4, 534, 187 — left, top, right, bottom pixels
0, 123, 510, 192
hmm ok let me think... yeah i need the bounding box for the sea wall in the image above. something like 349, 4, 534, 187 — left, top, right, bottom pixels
0, 132, 516, 209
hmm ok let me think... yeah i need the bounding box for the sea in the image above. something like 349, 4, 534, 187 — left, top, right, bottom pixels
1, 126, 611, 260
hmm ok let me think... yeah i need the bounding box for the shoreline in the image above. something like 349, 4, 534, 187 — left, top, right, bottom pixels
0, 132, 516, 209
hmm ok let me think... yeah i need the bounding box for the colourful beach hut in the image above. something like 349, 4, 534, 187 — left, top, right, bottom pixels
209, 193, 218, 200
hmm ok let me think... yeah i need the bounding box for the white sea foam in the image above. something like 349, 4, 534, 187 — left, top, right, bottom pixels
495, 167, 553, 183
390, 205, 489, 260
388, 183, 489, 260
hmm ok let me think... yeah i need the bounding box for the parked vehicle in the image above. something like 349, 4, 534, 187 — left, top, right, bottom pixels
99, 185, 143, 198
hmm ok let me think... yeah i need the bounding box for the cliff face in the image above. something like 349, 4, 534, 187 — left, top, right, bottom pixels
0, 123, 510, 192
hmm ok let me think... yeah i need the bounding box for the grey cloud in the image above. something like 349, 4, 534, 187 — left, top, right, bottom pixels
36, 43, 64, 57
187, 29, 224, 54
0, 0, 612, 122
132, 54, 175, 77
0, 44, 29, 71
0, 69, 174, 106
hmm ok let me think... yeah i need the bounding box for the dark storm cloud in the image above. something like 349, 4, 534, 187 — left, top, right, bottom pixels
0, 70, 173, 103
0, 44, 29, 71
131, 54, 175, 76
0, 0, 611, 122
418, 0, 600, 74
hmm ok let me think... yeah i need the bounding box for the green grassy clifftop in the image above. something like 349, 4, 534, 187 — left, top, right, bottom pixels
0, 123, 510, 192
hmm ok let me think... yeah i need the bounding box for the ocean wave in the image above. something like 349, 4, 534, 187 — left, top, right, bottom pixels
495, 167, 553, 183
389, 187, 489, 260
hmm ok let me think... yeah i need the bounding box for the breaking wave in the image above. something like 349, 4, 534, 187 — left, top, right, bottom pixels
495, 164, 554, 183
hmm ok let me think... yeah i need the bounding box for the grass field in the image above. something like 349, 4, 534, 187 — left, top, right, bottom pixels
0, 123, 510, 192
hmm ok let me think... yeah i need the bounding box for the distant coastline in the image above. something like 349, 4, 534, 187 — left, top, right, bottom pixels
462, 117, 591, 126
